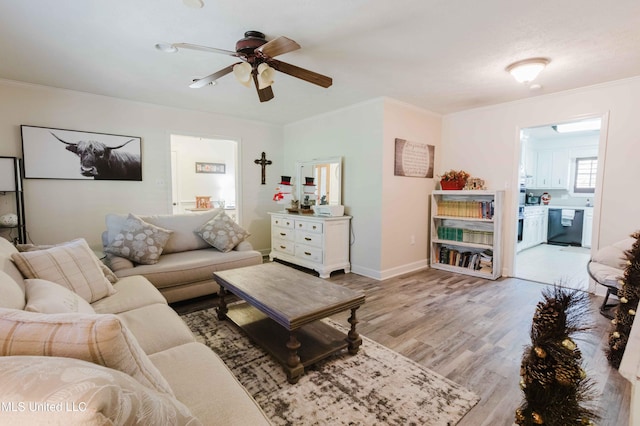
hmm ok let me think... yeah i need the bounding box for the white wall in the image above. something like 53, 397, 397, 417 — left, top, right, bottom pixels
381, 98, 441, 277
284, 99, 385, 277
442, 76, 640, 279
284, 98, 441, 280
0, 79, 283, 253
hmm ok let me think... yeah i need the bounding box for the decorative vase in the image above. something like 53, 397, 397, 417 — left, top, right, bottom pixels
440, 179, 465, 190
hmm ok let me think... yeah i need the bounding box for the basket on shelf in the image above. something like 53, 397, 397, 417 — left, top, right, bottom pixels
440, 179, 466, 190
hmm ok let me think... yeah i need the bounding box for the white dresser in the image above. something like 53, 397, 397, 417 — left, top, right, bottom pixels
268, 212, 351, 278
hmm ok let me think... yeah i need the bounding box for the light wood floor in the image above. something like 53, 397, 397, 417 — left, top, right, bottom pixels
172, 266, 630, 426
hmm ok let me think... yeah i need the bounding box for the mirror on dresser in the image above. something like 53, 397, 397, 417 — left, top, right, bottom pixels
295, 156, 342, 206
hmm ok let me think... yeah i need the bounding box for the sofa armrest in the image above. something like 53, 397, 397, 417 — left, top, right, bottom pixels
233, 241, 254, 252
105, 254, 135, 272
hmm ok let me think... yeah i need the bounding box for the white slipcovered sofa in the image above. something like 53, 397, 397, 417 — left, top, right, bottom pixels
102, 209, 263, 303
0, 237, 271, 425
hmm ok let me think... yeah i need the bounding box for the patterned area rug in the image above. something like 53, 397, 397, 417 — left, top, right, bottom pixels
182, 307, 480, 425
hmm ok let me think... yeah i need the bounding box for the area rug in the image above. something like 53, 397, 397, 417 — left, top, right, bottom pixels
182, 307, 480, 425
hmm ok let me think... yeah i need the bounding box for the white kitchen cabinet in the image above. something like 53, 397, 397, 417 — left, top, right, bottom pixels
582, 207, 593, 248
430, 190, 503, 280
520, 206, 547, 251
269, 212, 351, 278
531, 149, 569, 189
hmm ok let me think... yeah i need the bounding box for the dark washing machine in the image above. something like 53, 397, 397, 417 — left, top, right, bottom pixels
547, 208, 584, 246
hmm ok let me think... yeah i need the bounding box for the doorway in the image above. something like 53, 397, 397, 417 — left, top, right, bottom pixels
170, 135, 239, 222
514, 117, 604, 291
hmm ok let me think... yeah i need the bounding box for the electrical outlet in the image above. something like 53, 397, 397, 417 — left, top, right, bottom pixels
410, 235, 416, 245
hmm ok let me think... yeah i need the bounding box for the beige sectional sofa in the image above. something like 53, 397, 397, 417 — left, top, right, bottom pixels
0, 237, 271, 425
102, 210, 263, 303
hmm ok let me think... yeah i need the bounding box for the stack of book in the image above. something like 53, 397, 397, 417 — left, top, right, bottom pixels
436, 200, 494, 219
437, 227, 493, 245
435, 247, 494, 272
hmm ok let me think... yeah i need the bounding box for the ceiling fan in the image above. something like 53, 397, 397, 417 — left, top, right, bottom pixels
156, 31, 333, 102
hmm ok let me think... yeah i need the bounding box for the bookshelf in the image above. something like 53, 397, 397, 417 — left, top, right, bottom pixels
430, 190, 503, 280
0, 157, 26, 245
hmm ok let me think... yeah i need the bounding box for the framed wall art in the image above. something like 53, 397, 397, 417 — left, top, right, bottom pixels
394, 138, 435, 178
21, 125, 142, 181
195, 162, 225, 174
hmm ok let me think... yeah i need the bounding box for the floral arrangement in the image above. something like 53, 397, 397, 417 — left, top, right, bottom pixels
440, 170, 470, 182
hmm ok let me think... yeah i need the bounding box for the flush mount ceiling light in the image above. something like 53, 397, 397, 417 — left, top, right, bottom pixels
506, 58, 550, 83
154, 43, 178, 53
183, 0, 204, 8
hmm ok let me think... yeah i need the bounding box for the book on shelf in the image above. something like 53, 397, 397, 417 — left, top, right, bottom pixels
434, 245, 489, 271
436, 200, 495, 219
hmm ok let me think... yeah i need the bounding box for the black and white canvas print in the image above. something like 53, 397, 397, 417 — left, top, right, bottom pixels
21, 125, 142, 181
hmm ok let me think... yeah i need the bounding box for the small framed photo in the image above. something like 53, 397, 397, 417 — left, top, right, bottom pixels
21, 125, 142, 181
195, 162, 225, 174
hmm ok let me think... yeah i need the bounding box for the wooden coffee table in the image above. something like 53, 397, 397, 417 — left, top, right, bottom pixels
213, 262, 365, 384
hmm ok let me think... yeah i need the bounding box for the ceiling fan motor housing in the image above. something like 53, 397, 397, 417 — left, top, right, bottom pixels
236, 31, 267, 55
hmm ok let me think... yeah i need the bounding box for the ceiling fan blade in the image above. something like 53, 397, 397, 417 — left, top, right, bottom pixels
173, 43, 245, 58
269, 59, 332, 88
256, 36, 301, 58
189, 63, 238, 88
252, 73, 274, 102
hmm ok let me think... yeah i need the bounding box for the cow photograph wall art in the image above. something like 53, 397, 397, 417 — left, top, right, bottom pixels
21, 125, 142, 181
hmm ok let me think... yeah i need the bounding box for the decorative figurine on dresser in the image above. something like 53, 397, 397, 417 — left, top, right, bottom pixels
269, 157, 351, 278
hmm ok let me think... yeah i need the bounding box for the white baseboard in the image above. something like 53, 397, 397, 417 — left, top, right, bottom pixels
351, 260, 429, 281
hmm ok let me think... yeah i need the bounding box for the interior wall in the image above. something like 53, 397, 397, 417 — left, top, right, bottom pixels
442, 76, 640, 278
283, 99, 385, 278
0, 79, 283, 252
381, 98, 441, 278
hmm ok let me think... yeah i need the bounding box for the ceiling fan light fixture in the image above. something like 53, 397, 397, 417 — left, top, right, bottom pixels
155, 43, 178, 53
257, 63, 275, 89
233, 62, 252, 87
506, 58, 549, 83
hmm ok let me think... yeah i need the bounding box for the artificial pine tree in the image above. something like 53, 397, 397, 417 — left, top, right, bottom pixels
515, 286, 598, 426
607, 231, 640, 368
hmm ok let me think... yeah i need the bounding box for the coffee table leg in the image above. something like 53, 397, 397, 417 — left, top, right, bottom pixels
285, 332, 304, 384
216, 286, 228, 320
347, 307, 362, 355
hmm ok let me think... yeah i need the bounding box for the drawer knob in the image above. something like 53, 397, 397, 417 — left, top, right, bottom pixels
304, 252, 311, 256
280, 245, 287, 249
280, 232, 286, 236
305, 237, 312, 241
312, 226, 317, 230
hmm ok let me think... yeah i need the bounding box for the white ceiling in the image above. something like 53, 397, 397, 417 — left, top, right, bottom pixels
1, 0, 639, 125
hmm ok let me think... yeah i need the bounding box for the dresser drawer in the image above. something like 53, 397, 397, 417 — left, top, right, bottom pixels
295, 231, 322, 248
273, 227, 294, 241
272, 239, 295, 255
272, 216, 294, 229
295, 244, 323, 263
294, 220, 323, 233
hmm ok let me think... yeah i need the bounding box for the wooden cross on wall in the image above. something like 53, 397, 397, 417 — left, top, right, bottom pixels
254, 152, 272, 185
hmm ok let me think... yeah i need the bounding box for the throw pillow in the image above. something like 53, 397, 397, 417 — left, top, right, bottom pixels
24, 278, 96, 314
17, 241, 119, 284
0, 270, 25, 310
0, 308, 174, 396
0, 356, 200, 425
11, 238, 116, 303
104, 213, 173, 265
194, 211, 251, 253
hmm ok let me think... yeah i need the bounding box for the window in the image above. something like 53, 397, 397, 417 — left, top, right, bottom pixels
574, 157, 597, 193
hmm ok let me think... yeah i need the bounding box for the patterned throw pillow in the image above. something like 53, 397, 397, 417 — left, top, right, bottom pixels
0, 309, 174, 396
195, 211, 250, 253
104, 213, 173, 265
11, 238, 116, 303
24, 278, 96, 314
